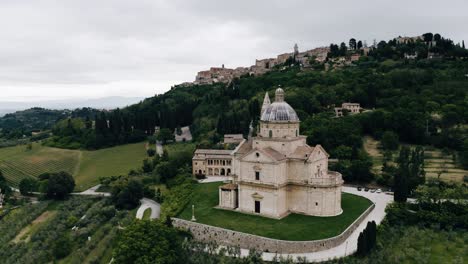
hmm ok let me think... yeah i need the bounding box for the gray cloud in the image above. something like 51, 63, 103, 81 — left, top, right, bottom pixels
0, 0, 467, 101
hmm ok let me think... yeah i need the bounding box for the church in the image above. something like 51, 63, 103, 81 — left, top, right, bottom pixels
218, 88, 343, 219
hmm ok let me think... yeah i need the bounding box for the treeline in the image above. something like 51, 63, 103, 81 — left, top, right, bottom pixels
0, 107, 100, 140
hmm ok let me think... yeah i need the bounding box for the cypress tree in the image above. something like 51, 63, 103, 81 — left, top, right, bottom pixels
463, 40, 465, 49
395, 146, 410, 202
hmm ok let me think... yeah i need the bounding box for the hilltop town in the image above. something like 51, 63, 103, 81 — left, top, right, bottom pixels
177, 33, 466, 87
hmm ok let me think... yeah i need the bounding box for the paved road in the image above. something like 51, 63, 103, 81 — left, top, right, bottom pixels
238, 187, 394, 262
175, 126, 192, 142
136, 198, 160, 220
156, 141, 163, 157
198, 176, 233, 183
72, 184, 111, 197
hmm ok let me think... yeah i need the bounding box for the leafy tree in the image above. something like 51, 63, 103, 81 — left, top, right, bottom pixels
19, 178, 38, 195
147, 148, 156, 157
423, 32, 434, 42
113, 220, 185, 264
357, 40, 363, 50
111, 178, 144, 209
44, 172, 75, 199
0, 170, 12, 198
460, 139, 468, 169
349, 38, 357, 50
52, 234, 73, 259
156, 128, 175, 144
381, 131, 399, 150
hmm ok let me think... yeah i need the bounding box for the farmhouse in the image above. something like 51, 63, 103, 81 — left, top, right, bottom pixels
217, 88, 343, 218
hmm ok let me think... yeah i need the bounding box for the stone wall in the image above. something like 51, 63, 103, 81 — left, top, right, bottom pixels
172, 203, 375, 254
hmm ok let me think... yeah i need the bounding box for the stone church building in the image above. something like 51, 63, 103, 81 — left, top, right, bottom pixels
218, 88, 343, 218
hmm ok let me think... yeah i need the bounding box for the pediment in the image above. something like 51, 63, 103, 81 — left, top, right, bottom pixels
307, 144, 329, 162
251, 192, 264, 200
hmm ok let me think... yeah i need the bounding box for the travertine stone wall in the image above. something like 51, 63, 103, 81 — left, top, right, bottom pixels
172, 203, 375, 254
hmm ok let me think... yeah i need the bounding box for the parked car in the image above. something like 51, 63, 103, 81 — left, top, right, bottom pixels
357, 186, 362, 191
376, 189, 382, 193
364, 187, 369, 192
370, 189, 376, 193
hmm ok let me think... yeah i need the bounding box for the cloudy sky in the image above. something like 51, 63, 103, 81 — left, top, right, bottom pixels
1, 0, 467, 102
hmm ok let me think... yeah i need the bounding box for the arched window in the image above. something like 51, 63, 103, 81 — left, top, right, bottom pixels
269, 130, 272, 138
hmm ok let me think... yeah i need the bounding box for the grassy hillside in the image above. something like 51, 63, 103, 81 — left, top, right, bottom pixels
75, 143, 147, 190
363, 136, 467, 183
0, 142, 147, 191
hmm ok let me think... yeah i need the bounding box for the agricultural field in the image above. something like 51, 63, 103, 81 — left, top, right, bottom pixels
0, 142, 147, 191
0, 197, 134, 264
363, 136, 467, 183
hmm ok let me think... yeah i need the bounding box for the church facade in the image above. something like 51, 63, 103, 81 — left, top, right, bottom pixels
218, 88, 343, 218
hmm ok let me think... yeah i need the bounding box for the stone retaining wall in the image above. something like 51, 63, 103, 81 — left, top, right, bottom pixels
172, 203, 375, 254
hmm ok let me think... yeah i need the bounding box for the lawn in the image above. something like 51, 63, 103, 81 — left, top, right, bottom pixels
178, 182, 372, 241
0, 142, 147, 191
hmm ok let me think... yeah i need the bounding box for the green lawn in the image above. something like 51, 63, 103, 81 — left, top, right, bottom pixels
0, 142, 147, 191
142, 208, 152, 220
178, 182, 372, 241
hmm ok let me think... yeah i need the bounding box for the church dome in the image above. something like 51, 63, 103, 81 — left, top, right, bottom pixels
260, 88, 299, 122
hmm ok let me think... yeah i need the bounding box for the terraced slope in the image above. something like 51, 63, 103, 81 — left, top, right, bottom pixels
363, 136, 467, 183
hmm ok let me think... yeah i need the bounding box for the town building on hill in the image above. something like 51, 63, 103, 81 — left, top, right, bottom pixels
334, 102, 362, 117
216, 88, 343, 218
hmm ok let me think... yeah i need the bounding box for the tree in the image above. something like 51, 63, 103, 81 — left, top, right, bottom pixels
349, 38, 357, 50
460, 139, 468, 169
156, 128, 174, 144
381, 131, 399, 150
434, 33, 441, 42
357, 40, 363, 50
339, 42, 348, 56
423, 33, 434, 42
19, 178, 38, 195
44, 172, 75, 199
147, 148, 156, 157
0, 170, 12, 198
53, 234, 72, 259
357, 221, 377, 256
394, 147, 410, 202
113, 220, 185, 264
111, 178, 144, 209
463, 40, 466, 49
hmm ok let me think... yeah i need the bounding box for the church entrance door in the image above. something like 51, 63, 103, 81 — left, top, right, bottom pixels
254, 201, 261, 213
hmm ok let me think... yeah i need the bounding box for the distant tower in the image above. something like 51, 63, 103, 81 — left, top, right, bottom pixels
261, 92, 271, 116
294, 43, 299, 56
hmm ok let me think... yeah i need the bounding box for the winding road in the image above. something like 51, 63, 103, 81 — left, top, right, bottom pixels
136, 198, 161, 220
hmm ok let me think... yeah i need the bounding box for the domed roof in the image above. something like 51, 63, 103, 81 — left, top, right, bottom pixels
260, 101, 299, 122
260, 87, 299, 122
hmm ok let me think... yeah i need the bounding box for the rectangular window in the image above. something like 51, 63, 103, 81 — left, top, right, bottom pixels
255, 171, 260, 180
255, 201, 261, 213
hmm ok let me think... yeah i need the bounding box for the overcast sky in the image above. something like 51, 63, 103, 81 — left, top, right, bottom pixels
1, 0, 467, 102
